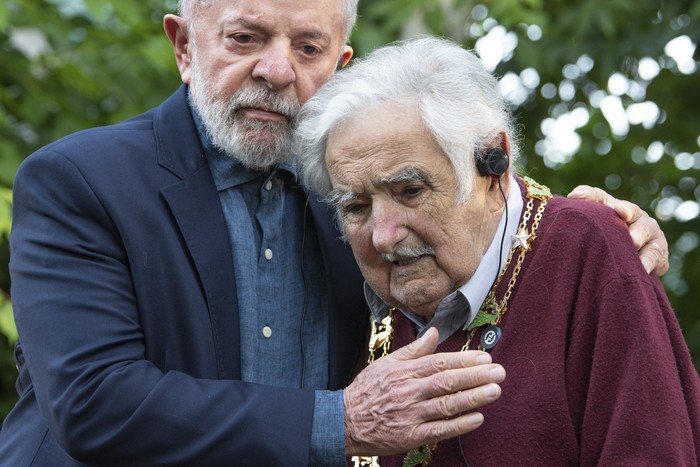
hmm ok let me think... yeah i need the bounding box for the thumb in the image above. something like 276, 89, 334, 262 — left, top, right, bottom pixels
390, 326, 440, 361
567, 184, 600, 201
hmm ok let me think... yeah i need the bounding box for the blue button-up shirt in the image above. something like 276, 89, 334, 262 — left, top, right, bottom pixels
191, 106, 345, 464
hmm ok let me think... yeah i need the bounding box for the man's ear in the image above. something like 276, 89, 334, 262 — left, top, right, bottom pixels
486, 171, 509, 214
339, 45, 353, 69
164, 14, 193, 84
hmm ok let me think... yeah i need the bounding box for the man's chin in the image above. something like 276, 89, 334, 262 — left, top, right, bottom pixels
389, 282, 447, 317
213, 129, 292, 169
224, 145, 291, 170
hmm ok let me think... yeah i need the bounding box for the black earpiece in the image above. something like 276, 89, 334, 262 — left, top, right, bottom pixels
476, 148, 509, 177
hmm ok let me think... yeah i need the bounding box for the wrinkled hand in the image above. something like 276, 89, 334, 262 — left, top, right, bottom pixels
344, 328, 505, 456
568, 185, 669, 276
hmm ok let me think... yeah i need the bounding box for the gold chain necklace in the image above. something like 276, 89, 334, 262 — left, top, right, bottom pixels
351, 177, 551, 467
463, 177, 550, 351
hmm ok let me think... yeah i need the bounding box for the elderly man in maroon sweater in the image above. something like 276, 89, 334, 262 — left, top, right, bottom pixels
295, 36, 700, 466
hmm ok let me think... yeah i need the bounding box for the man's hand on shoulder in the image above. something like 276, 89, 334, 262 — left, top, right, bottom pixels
568, 185, 669, 276
343, 328, 505, 457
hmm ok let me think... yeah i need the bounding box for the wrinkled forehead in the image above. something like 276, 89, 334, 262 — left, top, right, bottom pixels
185, 0, 350, 36
325, 101, 437, 167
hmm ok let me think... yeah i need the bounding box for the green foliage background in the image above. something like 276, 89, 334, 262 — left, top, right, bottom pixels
0, 0, 698, 420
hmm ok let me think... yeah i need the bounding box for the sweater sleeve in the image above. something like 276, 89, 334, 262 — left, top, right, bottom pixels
560, 203, 700, 466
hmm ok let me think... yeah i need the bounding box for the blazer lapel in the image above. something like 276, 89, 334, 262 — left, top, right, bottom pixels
156, 86, 241, 380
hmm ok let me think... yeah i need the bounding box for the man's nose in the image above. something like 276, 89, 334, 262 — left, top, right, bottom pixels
252, 42, 296, 90
371, 201, 409, 254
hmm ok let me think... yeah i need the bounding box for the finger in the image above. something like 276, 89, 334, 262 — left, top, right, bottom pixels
623, 205, 668, 275
628, 214, 669, 273
640, 240, 670, 276
567, 185, 608, 204
428, 382, 502, 420
610, 199, 639, 225
389, 328, 494, 373
403, 383, 502, 449
389, 326, 440, 362
451, 382, 502, 411
627, 212, 654, 250
398, 349, 493, 381
629, 216, 668, 255
415, 364, 505, 404
568, 184, 600, 200
408, 411, 487, 448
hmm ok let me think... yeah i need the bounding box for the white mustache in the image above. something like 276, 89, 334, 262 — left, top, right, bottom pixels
381, 243, 435, 263
229, 87, 300, 120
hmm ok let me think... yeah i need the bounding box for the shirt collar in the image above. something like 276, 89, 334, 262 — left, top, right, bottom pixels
189, 94, 297, 191
364, 175, 524, 343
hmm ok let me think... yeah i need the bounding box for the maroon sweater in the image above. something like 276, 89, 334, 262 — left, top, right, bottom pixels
372, 185, 700, 466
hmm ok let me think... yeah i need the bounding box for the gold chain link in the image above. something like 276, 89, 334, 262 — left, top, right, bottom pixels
461, 179, 549, 351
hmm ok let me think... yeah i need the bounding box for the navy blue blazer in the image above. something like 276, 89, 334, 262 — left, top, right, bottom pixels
0, 86, 369, 466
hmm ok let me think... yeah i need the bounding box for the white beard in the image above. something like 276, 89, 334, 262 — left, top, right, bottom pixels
188, 55, 301, 170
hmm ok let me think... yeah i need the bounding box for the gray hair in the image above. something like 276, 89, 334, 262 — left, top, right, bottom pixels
294, 36, 520, 202
177, 0, 359, 43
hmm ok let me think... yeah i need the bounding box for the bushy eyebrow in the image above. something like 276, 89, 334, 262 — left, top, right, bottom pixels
326, 167, 428, 207
325, 190, 357, 208
379, 167, 427, 185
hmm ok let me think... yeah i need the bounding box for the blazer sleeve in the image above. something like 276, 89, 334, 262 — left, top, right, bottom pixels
10, 148, 318, 466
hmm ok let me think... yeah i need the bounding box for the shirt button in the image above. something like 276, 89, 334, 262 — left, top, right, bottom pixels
264, 248, 273, 260
265, 180, 273, 191
262, 326, 272, 338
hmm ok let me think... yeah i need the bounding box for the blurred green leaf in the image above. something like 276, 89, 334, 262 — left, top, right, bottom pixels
0, 187, 10, 240
0, 299, 16, 345
0, 2, 9, 32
